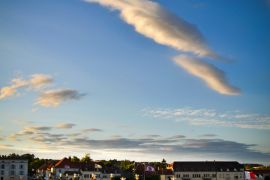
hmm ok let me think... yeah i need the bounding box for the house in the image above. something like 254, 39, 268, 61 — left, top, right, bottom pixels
173, 161, 244, 180
51, 158, 81, 179
36, 161, 55, 179
0, 159, 28, 180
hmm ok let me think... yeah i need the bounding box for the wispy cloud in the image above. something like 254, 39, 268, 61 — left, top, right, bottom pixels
35, 89, 85, 107
55, 123, 76, 129
86, 0, 218, 58
0, 74, 52, 100
173, 55, 240, 95
143, 107, 270, 130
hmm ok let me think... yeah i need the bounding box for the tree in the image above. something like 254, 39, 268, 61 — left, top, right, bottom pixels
71, 156, 80, 163
81, 153, 92, 163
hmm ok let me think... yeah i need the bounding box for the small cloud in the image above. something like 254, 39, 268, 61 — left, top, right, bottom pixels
24, 126, 52, 132
29, 74, 53, 89
55, 123, 76, 129
145, 134, 161, 138
0, 74, 53, 100
83, 128, 103, 132
35, 89, 86, 107
170, 135, 186, 139
173, 55, 240, 95
200, 134, 217, 138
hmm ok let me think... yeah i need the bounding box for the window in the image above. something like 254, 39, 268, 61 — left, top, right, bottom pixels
192, 174, 201, 178
0, 165, 4, 169
10, 170, 15, 175
0, 171, 4, 175
20, 171, 24, 175
20, 165, 24, 169
11, 164, 15, 169
183, 174, 189, 178
212, 174, 216, 178
84, 174, 90, 178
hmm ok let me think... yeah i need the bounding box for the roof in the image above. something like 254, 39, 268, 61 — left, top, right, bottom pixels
54, 158, 95, 171
173, 161, 244, 172
37, 161, 56, 171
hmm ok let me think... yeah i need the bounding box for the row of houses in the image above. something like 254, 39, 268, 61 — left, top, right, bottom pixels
35, 159, 270, 180
1, 158, 269, 180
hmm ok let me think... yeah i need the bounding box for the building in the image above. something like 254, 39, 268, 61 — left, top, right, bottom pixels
173, 161, 244, 180
0, 159, 28, 180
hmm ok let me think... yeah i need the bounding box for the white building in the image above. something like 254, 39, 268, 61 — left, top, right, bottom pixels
173, 161, 244, 180
0, 159, 28, 180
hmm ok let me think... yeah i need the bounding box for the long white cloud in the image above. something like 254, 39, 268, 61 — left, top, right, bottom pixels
85, 0, 219, 58
85, 0, 240, 95
173, 55, 240, 95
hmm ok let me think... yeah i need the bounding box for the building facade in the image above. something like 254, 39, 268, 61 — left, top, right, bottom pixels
173, 161, 244, 180
0, 159, 28, 180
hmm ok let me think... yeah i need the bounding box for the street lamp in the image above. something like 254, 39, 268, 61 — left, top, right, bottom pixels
120, 177, 126, 180
135, 174, 139, 180
66, 173, 69, 180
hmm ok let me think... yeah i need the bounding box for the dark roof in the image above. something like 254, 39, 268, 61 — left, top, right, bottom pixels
54, 158, 95, 171
54, 158, 75, 168
173, 161, 244, 172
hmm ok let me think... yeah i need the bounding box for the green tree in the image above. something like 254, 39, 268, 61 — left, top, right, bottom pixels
81, 153, 92, 163
71, 156, 80, 163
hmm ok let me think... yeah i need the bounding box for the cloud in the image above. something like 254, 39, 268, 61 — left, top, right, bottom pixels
173, 55, 240, 95
29, 74, 53, 89
200, 134, 217, 138
86, 0, 240, 95
0, 74, 53, 100
1, 74, 84, 107
83, 128, 103, 132
86, 0, 219, 59
144, 107, 270, 130
35, 89, 86, 107
55, 123, 76, 129
6, 126, 270, 163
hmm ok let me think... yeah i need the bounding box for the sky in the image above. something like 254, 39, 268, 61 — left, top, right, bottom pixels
0, 0, 270, 164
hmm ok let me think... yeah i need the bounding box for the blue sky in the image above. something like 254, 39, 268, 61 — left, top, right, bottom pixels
0, 0, 270, 163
